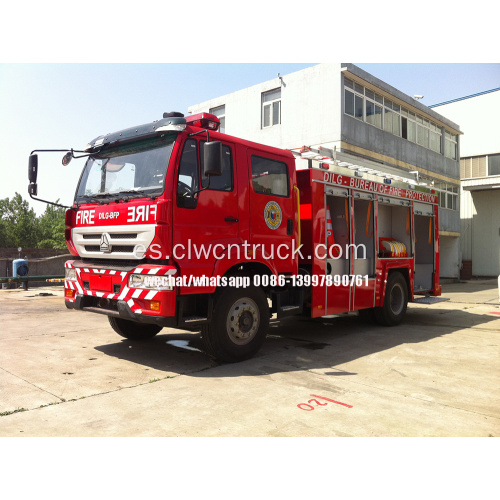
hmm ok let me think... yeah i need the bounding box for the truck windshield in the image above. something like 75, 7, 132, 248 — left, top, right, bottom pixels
75, 134, 176, 203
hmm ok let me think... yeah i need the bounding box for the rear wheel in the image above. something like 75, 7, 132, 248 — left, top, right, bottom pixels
108, 316, 162, 340
202, 286, 269, 363
374, 271, 408, 326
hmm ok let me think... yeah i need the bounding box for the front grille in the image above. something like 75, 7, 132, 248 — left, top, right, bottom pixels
110, 233, 138, 239
84, 245, 136, 253
72, 224, 155, 260
82, 233, 137, 240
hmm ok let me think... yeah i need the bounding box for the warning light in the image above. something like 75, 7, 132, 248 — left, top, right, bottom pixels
65, 289, 75, 298
150, 300, 161, 311
186, 113, 220, 131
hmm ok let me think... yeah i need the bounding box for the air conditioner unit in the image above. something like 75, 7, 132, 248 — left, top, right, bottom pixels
13, 259, 29, 278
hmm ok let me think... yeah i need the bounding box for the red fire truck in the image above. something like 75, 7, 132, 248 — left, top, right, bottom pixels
28, 112, 443, 362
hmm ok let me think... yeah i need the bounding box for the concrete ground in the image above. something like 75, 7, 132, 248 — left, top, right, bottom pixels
1, 280, 499, 437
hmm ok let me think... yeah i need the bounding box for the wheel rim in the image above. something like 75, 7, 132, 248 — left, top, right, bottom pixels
390, 283, 405, 316
226, 297, 260, 345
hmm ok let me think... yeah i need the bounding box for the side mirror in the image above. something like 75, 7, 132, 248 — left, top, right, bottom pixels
203, 141, 222, 177
62, 152, 73, 166
28, 154, 38, 183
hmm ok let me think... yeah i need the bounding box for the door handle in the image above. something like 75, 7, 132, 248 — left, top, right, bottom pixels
224, 217, 239, 223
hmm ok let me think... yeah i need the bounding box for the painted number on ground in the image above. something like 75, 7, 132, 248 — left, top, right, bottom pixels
297, 394, 353, 411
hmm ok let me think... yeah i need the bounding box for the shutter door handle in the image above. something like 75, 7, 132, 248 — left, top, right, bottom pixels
224, 217, 239, 223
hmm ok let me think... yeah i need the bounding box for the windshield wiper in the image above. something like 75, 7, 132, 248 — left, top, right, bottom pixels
77, 192, 116, 204
117, 189, 159, 200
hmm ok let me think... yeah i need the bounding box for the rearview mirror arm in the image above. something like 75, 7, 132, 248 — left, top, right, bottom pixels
28, 148, 92, 211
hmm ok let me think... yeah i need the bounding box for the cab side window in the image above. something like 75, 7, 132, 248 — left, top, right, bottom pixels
251, 155, 289, 197
200, 141, 234, 191
177, 139, 199, 208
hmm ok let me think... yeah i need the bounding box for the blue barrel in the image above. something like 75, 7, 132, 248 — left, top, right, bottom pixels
13, 259, 29, 278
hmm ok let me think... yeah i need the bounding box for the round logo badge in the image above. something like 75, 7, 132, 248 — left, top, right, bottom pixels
264, 201, 282, 230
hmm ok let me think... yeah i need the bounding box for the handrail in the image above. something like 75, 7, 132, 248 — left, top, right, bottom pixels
293, 185, 301, 249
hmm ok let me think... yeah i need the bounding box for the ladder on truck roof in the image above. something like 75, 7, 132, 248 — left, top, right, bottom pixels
289, 145, 438, 191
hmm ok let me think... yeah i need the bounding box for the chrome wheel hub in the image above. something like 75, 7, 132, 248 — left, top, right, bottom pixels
226, 297, 260, 345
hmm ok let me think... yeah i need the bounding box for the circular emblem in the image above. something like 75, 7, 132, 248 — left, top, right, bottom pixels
264, 201, 282, 230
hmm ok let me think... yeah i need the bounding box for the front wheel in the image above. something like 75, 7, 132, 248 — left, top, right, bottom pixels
108, 316, 162, 340
374, 271, 408, 326
202, 286, 269, 363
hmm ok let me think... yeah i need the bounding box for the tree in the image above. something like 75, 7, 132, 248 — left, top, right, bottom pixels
0, 193, 68, 250
0, 193, 41, 248
37, 203, 67, 249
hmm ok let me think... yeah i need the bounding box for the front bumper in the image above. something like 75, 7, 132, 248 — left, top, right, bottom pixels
64, 260, 177, 327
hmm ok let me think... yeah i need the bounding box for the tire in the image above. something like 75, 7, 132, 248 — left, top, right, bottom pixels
374, 271, 408, 326
202, 286, 269, 363
108, 316, 162, 340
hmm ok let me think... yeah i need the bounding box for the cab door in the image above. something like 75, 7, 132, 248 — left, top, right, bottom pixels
172, 137, 239, 283
247, 149, 297, 274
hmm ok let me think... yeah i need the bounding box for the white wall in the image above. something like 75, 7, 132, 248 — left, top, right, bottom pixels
434, 90, 500, 157
471, 189, 500, 276
188, 63, 343, 150
439, 236, 460, 278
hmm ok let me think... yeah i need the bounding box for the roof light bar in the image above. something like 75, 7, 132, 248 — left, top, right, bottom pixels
186, 113, 220, 131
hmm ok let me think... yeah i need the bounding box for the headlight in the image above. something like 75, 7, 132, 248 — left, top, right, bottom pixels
65, 268, 77, 281
128, 274, 174, 291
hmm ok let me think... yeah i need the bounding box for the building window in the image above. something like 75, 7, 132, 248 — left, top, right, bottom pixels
365, 90, 383, 129
489, 153, 500, 176
262, 88, 281, 128
444, 131, 458, 160
435, 182, 458, 210
429, 123, 442, 153
209, 105, 225, 133
461, 155, 491, 179
344, 77, 448, 157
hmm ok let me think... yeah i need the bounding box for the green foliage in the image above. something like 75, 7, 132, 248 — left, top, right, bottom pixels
37, 203, 67, 249
0, 193, 67, 249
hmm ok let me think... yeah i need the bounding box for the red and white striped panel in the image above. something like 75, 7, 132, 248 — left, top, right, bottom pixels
64, 260, 176, 314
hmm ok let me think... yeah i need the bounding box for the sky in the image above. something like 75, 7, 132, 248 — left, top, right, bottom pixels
0, 3, 499, 216
1, 62, 498, 215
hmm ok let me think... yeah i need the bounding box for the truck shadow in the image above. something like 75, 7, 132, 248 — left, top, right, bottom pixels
93, 306, 500, 377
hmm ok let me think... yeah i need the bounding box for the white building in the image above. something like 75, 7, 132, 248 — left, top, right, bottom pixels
189, 63, 462, 278
432, 88, 500, 277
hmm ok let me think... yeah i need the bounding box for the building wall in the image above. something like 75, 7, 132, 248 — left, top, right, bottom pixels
189, 63, 343, 150
434, 90, 500, 276
189, 63, 462, 278
439, 235, 461, 278
432, 90, 500, 157
470, 189, 500, 276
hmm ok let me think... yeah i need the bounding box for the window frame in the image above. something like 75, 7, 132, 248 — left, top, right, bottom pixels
209, 105, 225, 133
250, 154, 290, 198
261, 88, 281, 129
343, 77, 449, 157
